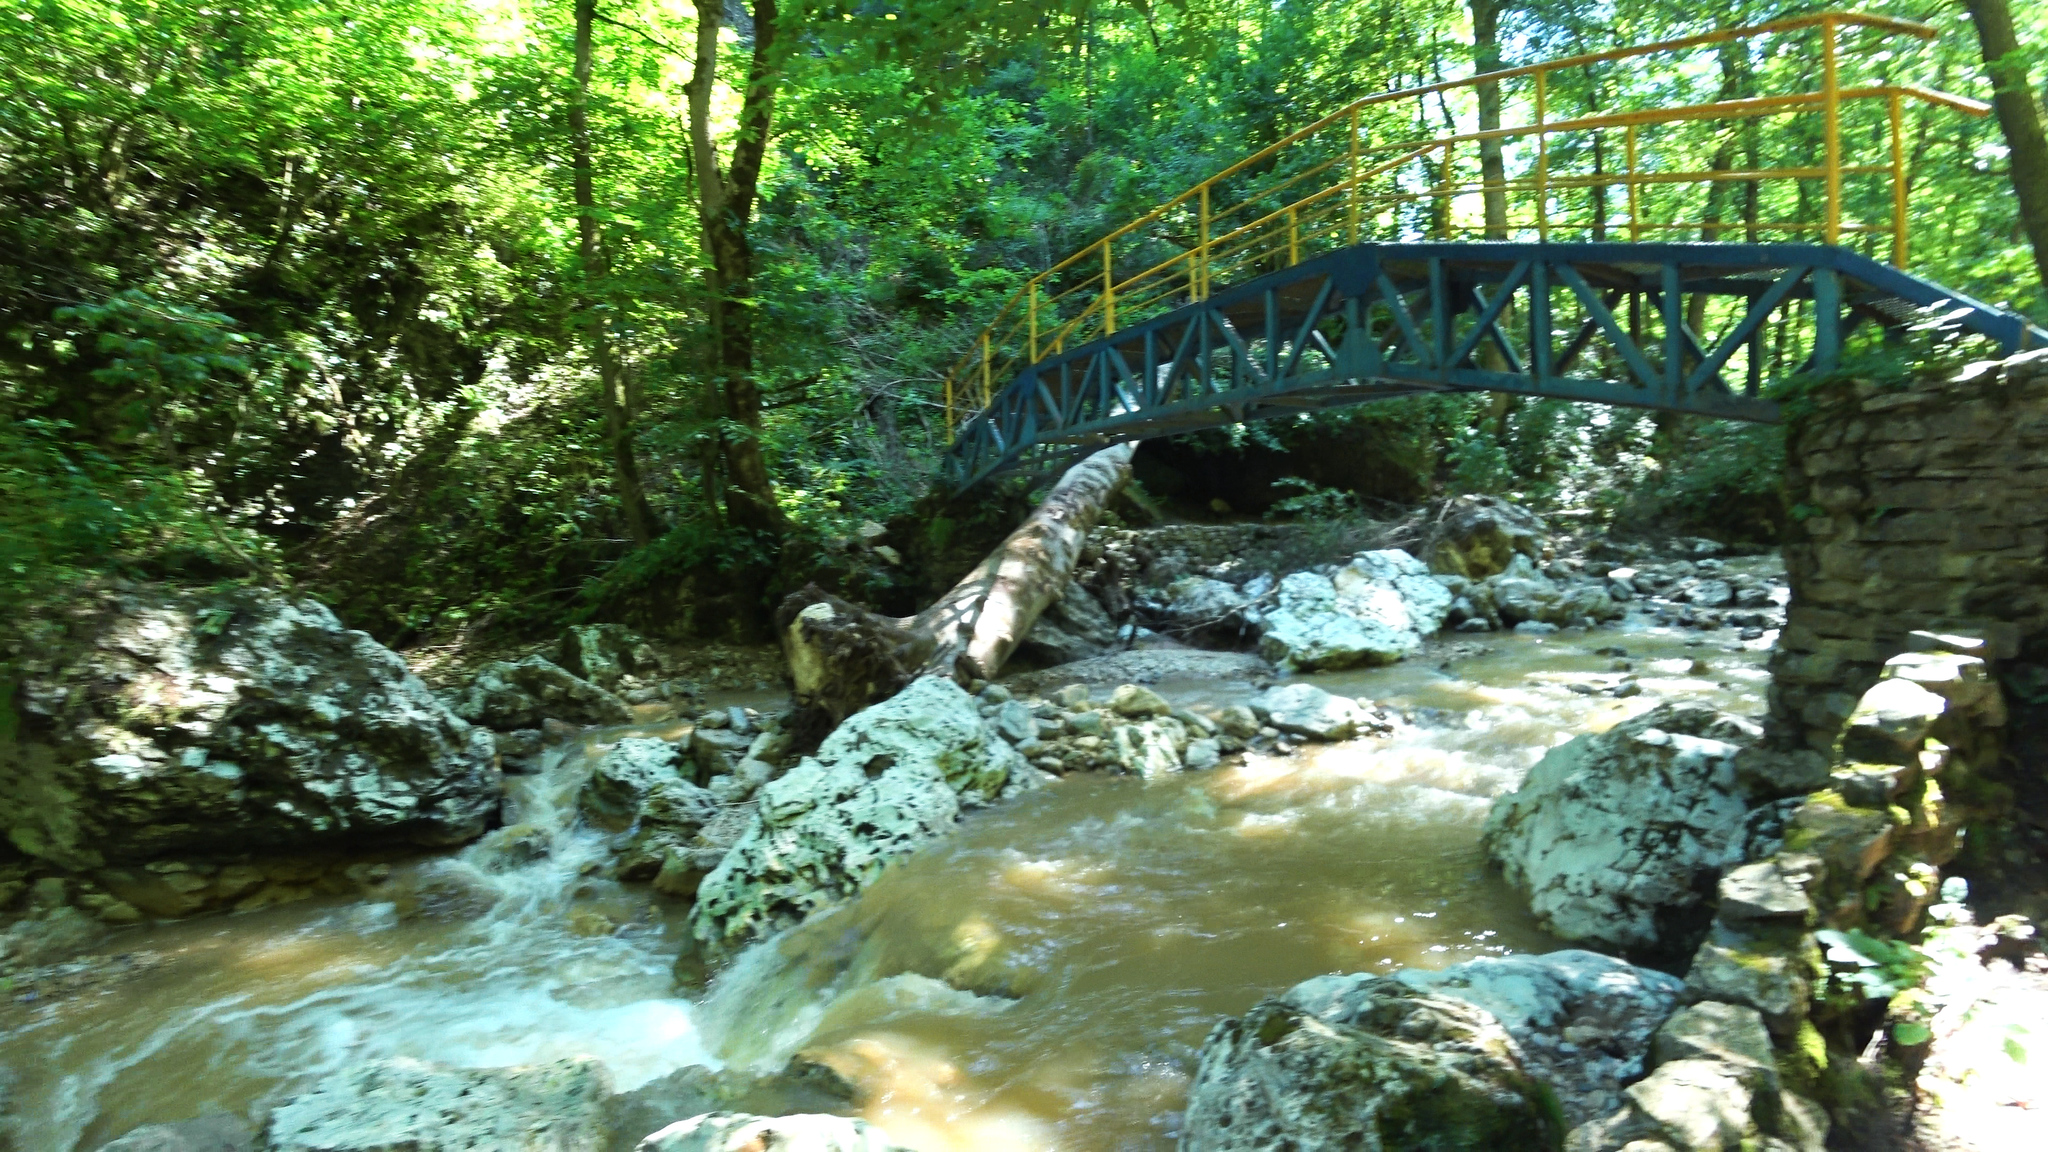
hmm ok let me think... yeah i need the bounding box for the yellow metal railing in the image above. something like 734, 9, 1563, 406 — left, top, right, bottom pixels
941, 11, 1990, 436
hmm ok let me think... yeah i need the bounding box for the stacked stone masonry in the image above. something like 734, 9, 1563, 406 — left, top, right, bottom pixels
1769, 350, 2048, 753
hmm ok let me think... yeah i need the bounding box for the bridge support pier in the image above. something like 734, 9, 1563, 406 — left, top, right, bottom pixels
1768, 351, 2048, 752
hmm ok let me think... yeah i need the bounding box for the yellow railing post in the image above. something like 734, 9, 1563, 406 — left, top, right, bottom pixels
1028, 280, 1040, 361
980, 332, 991, 405
1535, 68, 1550, 241
1199, 184, 1211, 300
1888, 90, 1908, 267
1102, 241, 1116, 334
1347, 107, 1361, 245
1625, 125, 1641, 243
1437, 140, 1455, 239
1288, 207, 1299, 265
1822, 14, 1842, 245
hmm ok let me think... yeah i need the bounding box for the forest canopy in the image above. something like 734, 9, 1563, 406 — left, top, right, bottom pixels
3, 0, 2043, 641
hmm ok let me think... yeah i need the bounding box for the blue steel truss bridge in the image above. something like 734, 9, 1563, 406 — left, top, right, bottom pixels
937, 13, 2048, 492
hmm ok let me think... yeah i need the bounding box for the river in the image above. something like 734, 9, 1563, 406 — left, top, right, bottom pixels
2, 617, 1774, 1151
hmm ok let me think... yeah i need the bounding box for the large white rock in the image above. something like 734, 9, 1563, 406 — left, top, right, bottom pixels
265, 1057, 609, 1152
1255, 550, 1453, 672
1, 584, 500, 871
635, 1112, 908, 1152
1482, 703, 1776, 955
452, 655, 634, 730
1250, 682, 1375, 741
1181, 970, 1564, 1151
1109, 715, 1186, 777
1342, 548, 1456, 634
579, 737, 690, 830
689, 677, 1024, 952
1392, 950, 1685, 1128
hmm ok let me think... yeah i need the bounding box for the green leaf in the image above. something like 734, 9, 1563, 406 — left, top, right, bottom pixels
1892, 1021, 1932, 1046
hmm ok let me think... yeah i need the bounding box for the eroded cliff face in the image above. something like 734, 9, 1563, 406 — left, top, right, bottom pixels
1, 580, 500, 873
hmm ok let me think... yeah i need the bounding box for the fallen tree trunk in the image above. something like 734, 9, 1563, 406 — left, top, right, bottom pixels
777, 443, 1136, 744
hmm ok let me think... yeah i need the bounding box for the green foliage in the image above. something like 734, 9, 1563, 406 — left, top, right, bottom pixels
1817, 927, 1929, 1000
1264, 476, 1361, 521
1, 0, 2042, 637
0, 416, 276, 612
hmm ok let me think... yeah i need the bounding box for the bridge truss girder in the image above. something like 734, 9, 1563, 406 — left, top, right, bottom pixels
941, 242, 2044, 492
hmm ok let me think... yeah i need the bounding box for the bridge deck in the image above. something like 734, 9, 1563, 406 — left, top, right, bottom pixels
941, 242, 2045, 490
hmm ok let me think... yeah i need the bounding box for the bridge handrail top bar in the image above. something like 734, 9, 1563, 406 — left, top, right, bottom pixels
992, 82, 1991, 372
1021, 11, 1938, 286
941, 10, 1972, 398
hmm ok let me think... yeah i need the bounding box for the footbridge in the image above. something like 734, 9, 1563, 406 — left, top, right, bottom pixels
938, 12, 2048, 491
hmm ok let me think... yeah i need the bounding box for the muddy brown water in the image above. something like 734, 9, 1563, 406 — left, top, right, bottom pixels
3, 622, 1773, 1151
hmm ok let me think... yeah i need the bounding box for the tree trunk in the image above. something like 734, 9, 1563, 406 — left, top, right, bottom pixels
572, 0, 659, 545
776, 444, 1137, 744
1965, 0, 2048, 293
1470, 0, 1508, 240
689, 0, 787, 535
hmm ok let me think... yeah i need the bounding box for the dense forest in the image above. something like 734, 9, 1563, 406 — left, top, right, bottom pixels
4, 0, 2045, 645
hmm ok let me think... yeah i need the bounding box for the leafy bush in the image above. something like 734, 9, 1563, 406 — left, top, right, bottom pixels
0, 418, 275, 612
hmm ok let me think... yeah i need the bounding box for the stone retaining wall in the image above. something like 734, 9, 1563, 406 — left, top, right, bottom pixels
1768, 350, 2048, 753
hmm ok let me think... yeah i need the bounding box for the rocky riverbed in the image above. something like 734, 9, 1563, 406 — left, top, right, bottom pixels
0, 594, 1783, 1149
8, 505, 2039, 1152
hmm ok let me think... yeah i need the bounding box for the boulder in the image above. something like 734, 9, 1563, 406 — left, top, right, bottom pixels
1150, 576, 1254, 645
1483, 703, 1796, 958
1255, 549, 1454, 671
0, 905, 108, 970
1109, 683, 1172, 718
1836, 677, 1947, 766
1674, 578, 1736, 608
1479, 554, 1622, 628
993, 701, 1038, 743
1394, 950, 1687, 1129
1681, 926, 1819, 1036
1715, 857, 1818, 924
559, 623, 657, 690
1109, 716, 1187, 777
96, 1115, 254, 1152
688, 726, 753, 781
265, 1057, 610, 1152
603, 1062, 859, 1150
453, 655, 634, 731
615, 780, 723, 883
1017, 583, 1120, 665
1428, 495, 1548, 579
580, 738, 690, 831
1566, 1001, 1825, 1152
689, 677, 1023, 952
1341, 548, 1456, 634
634, 1113, 908, 1152
1250, 683, 1376, 742
1256, 573, 1415, 672
0, 583, 500, 871
1647, 1002, 1777, 1089
1181, 971, 1565, 1152
494, 728, 546, 773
